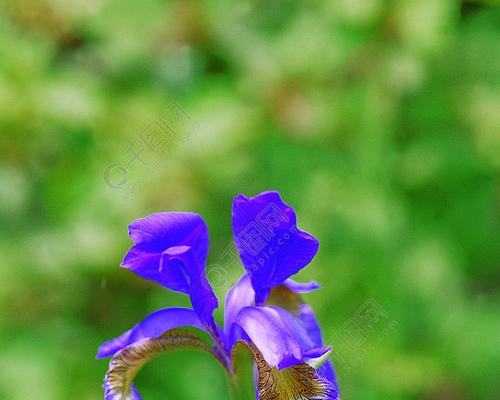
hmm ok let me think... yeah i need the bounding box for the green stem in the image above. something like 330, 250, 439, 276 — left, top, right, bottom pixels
227, 369, 255, 399
228, 374, 244, 400
228, 342, 257, 399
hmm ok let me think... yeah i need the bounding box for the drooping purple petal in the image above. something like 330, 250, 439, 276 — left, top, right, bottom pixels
269, 306, 331, 359
223, 276, 322, 342
232, 306, 304, 370
265, 288, 340, 398
317, 361, 339, 399
103, 329, 217, 400
104, 382, 142, 400
96, 307, 206, 359
232, 191, 319, 304
129, 385, 142, 400
236, 340, 335, 400
121, 212, 209, 293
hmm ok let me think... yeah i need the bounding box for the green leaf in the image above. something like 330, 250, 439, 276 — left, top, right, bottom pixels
229, 341, 257, 400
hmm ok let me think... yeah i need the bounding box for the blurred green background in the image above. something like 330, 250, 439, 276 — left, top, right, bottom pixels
0, 0, 499, 399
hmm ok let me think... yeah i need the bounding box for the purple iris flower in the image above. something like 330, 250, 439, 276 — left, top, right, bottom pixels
97, 191, 339, 400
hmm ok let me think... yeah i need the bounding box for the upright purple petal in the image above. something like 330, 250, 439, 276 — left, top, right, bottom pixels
160, 245, 218, 327
128, 212, 209, 263
121, 212, 209, 292
232, 191, 319, 304
96, 308, 206, 359
120, 212, 219, 328
224, 274, 255, 334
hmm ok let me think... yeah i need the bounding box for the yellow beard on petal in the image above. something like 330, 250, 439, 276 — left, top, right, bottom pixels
266, 285, 303, 315
232, 341, 333, 400
104, 329, 213, 399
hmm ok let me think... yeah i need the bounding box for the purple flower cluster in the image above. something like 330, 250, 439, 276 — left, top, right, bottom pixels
97, 191, 339, 399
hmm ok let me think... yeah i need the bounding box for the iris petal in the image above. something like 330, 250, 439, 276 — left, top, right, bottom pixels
96, 308, 206, 359
233, 306, 304, 369
128, 212, 209, 263
266, 284, 340, 398
121, 212, 209, 291
232, 191, 319, 304
297, 304, 340, 399
224, 277, 331, 365
283, 279, 321, 293
296, 304, 324, 348
269, 306, 331, 358
160, 245, 218, 327
224, 274, 254, 336
103, 329, 214, 400
120, 212, 219, 328
121, 247, 161, 283
317, 361, 339, 400
232, 341, 335, 400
